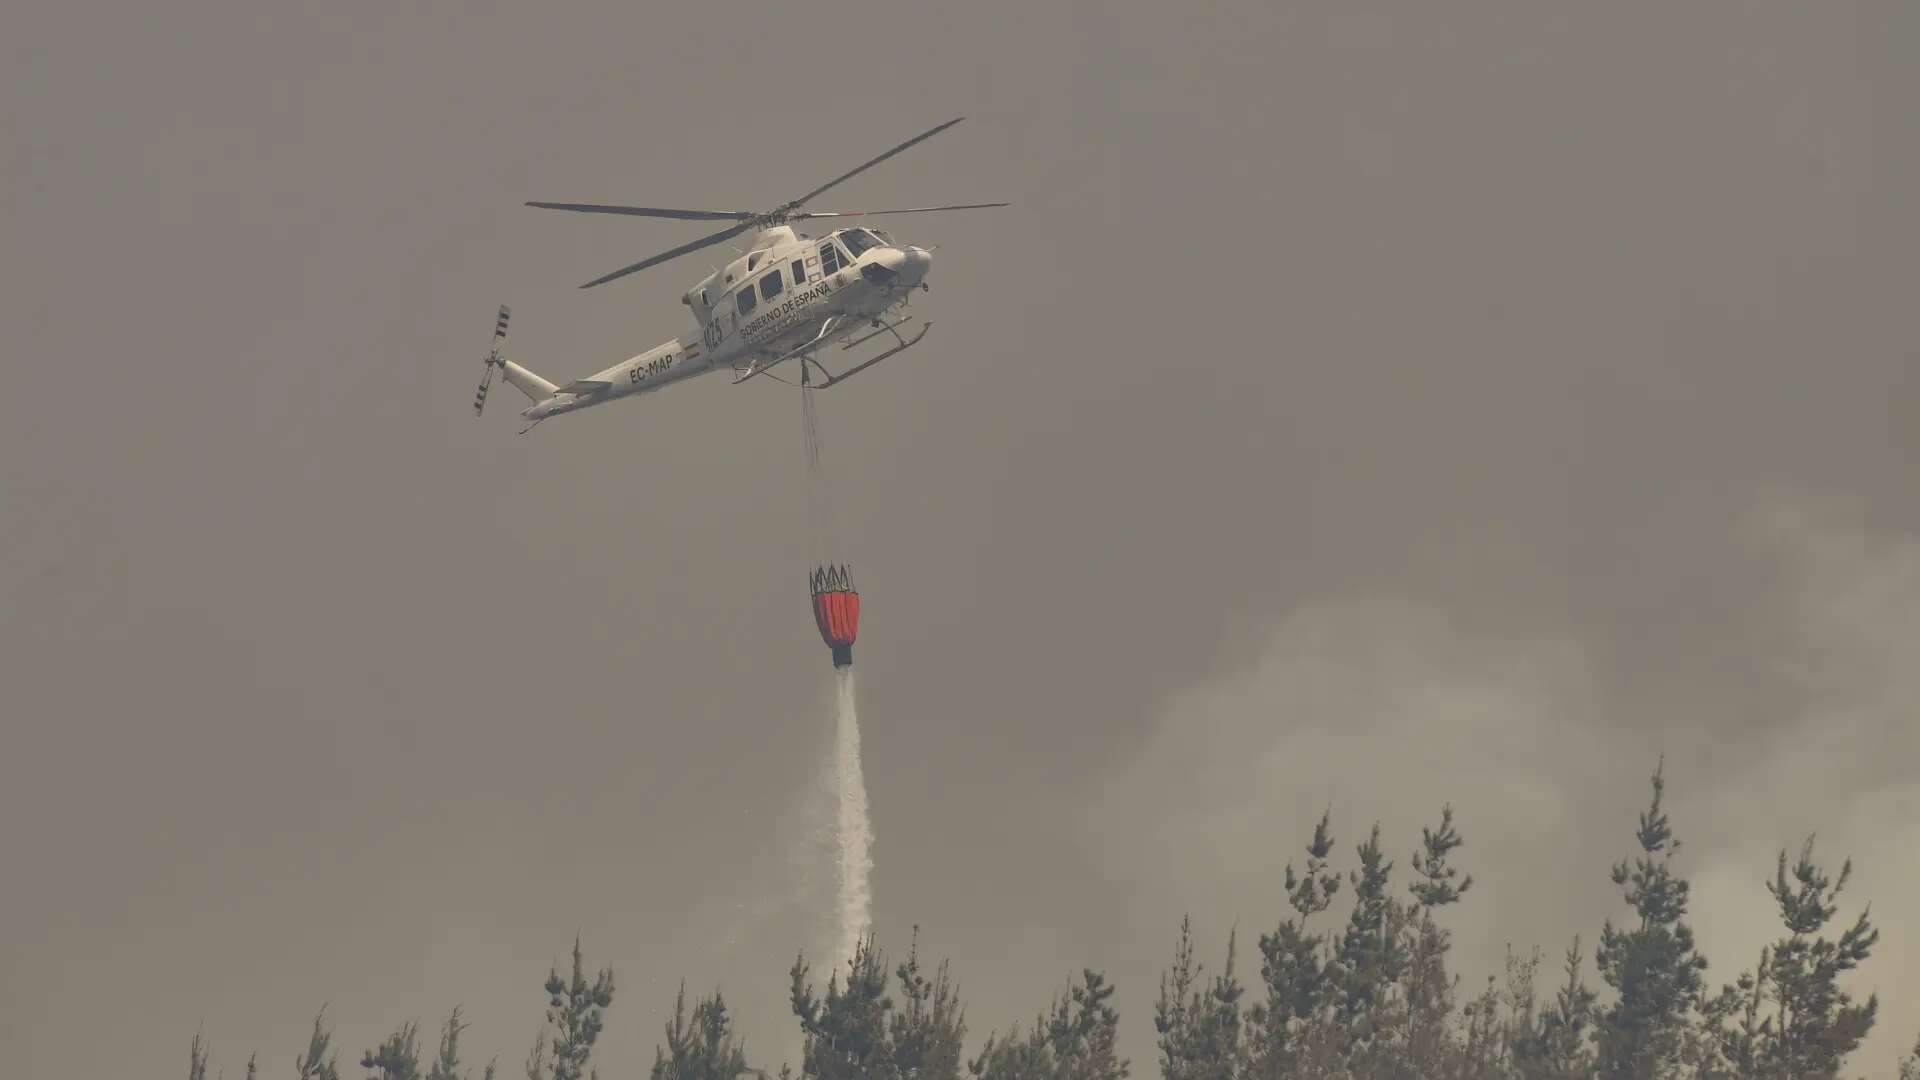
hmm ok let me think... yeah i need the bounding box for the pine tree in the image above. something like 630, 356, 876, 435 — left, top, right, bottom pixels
174, 761, 1920, 1080
1452, 944, 1537, 1080
361, 1022, 423, 1080
889, 928, 968, 1080
968, 1020, 1053, 1080
426, 1009, 475, 1080
1333, 821, 1413, 1063
1154, 917, 1201, 1080
1048, 970, 1129, 1080
651, 984, 751, 1080
1897, 1031, 1920, 1080
1458, 974, 1506, 1078
1400, 805, 1473, 1076
970, 969, 1128, 1080
1198, 934, 1244, 1080
790, 934, 896, 1080
524, 937, 616, 1080
298, 1009, 344, 1080
1594, 760, 1709, 1079
1409, 804, 1475, 910
1245, 810, 1340, 1078
1514, 937, 1598, 1079
1699, 947, 1771, 1079
1153, 919, 1240, 1080
1699, 839, 1883, 1080
1083, 972, 1130, 1080
1758, 837, 1878, 1077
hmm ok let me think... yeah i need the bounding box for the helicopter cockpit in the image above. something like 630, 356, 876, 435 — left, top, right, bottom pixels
837, 228, 886, 257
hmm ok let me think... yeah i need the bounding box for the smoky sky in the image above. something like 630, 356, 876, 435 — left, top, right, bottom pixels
4, 2, 1918, 1076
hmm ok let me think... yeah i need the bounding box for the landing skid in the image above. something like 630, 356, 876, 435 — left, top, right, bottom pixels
733, 315, 931, 391
731, 317, 844, 386
838, 315, 916, 352
802, 321, 931, 389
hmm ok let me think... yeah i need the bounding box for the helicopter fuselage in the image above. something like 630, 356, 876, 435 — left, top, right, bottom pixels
519, 225, 930, 423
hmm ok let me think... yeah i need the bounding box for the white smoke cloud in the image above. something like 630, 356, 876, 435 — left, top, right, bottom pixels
1082, 490, 1920, 1074
1686, 494, 1920, 1071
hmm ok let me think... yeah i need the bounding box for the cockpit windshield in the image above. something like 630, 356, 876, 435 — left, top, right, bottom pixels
839, 228, 882, 258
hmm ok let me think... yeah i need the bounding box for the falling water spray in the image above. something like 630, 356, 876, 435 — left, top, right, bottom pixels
832, 665, 873, 964
809, 565, 868, 962
804, 391, 871, 964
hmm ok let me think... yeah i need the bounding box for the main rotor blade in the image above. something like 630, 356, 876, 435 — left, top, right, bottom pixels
578, 221, 752, 289
526, 202, 754, 222
792, 202, 1010, 220
788, 117, 970, 208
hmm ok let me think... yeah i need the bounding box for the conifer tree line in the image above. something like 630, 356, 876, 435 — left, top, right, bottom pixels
189, 764, 1918, 1079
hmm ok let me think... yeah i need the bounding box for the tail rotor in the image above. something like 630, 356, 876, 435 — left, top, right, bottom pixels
474, 304, 511, 416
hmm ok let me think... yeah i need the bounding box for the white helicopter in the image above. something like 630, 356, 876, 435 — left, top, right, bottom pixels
473, 118, 1006, 433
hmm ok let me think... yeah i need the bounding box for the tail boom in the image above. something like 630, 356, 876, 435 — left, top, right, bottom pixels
501, 360, 557, 401
472, 303, 562, 419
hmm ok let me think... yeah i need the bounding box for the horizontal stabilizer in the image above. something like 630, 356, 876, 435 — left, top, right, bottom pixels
556, 379, 612, 397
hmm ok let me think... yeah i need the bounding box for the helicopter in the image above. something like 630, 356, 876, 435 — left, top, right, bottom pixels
473, 118, 1007, 433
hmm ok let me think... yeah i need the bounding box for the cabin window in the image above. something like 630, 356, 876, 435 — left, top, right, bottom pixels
736, 286, 757, 315
792, 259, 807, 283
819, 242, 841, 275
840, 228, 881, 257
761, 268, 784, 301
